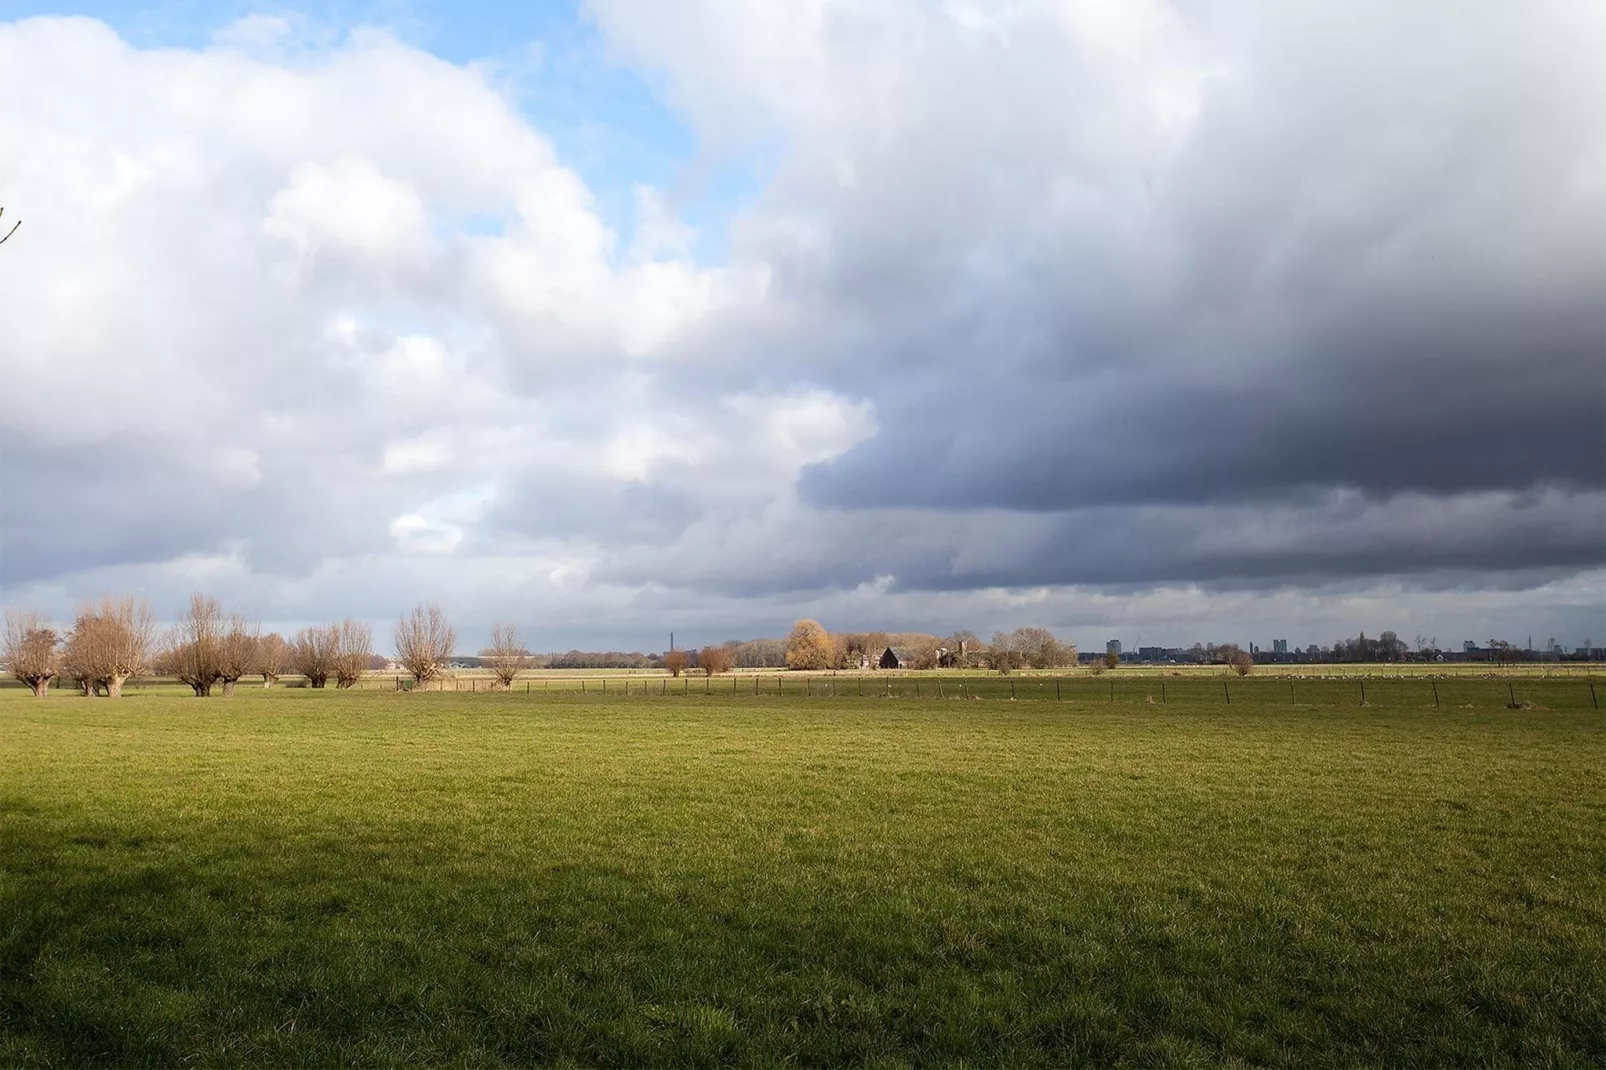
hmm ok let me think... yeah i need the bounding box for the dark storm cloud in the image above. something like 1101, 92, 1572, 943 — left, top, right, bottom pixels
594, 488, 1606, 600
680, 0, 1606, 586
798, 291, 1606, 513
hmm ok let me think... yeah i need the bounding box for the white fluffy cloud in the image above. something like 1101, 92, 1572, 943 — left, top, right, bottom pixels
2, 5, 1602, 651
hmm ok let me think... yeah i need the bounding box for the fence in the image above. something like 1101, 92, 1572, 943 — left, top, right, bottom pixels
5, 671, 1600, 711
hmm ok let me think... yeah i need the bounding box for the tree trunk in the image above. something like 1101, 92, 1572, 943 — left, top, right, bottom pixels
106, 675, 126, 698
29, 677, 49, 698
222, 679, 237, 697
263, 676, 275, 688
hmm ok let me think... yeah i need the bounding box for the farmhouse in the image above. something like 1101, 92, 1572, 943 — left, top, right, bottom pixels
879, 646, 924, 670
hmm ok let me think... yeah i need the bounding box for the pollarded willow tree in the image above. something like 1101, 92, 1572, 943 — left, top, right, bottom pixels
258, 633, 288, 687
484, 622, 529, 689
395, 604, 455, 686
292, 624, 337, 688
332, 619, 373, 689
164, 594, 226, 697
217, 616, 261, 697
4, 609, 61, 697
62, 597, 158, 697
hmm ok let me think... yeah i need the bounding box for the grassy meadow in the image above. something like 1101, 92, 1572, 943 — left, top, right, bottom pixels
2, 685, 1603, 1066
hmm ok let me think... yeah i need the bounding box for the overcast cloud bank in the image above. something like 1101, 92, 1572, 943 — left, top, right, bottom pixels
2, 1, 1602, 651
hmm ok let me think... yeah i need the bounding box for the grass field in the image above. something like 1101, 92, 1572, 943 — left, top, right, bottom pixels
3, 687, 1603, 1066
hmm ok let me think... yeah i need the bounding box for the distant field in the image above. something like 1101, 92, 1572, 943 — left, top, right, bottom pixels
3, 688, 1603, 1066
14, 661, 1600, 700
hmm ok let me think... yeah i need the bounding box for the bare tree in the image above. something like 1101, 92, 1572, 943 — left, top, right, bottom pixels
662, 649, 689, 677
258, 633, 288, 687
785, 619, 834, 670
164, 594, 225, 697
4, 609, 61, 697
0, 206, 17, 246
699, 644, 735, 676
292, 624, 337, 688
1231, 649, 1255, 676
332, 619, 374, 689
63, 597, 157, 697
395, 604, 455, 685
485, 622, 529, 689
217, 616, 261, 697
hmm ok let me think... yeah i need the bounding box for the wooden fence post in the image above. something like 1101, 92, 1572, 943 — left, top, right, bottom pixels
1223, 681, 1231, 705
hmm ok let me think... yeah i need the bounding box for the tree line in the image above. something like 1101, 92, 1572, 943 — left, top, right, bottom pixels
3, 598, 492, 698
9, 600, 1277, 699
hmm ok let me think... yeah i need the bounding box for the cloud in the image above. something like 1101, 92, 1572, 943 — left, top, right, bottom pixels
2, 5, 1602, 648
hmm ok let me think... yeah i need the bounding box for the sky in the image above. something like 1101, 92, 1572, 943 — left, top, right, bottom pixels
1, 0, 1603, 655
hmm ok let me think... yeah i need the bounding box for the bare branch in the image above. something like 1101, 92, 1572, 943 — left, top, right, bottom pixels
485, 622, 528, 689
394, 604, 455, 685
5, 609, 61, 697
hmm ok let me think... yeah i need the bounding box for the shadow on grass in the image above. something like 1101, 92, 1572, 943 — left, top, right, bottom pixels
4, 814, 1603, 1069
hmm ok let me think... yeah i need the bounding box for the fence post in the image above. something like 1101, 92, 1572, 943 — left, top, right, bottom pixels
1056, 678, 1062, 701
1109, 681, 1114, 703
1432, 680, 1439, 708
1591, 682, 1598, 710
582, 679, 586, 693
1508, 682, 1517, 707
1223, 681, 1231, 705
1359, 680, 1365, 705
1161, 680, 1166, 704
1289, 681, 1294, 704
1010, 679, 1016, 700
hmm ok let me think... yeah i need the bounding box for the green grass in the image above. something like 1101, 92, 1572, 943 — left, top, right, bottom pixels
2, 688, 1603, 1066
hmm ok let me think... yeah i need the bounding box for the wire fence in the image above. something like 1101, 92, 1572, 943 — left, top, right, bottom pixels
13, 671, 1597, 711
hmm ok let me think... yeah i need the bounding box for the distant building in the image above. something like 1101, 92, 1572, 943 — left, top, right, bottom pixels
1273, 639, 1288, 655
1106, 639, 1122, 657
1464, 640, 1478, 653
880, 646, 925, 670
